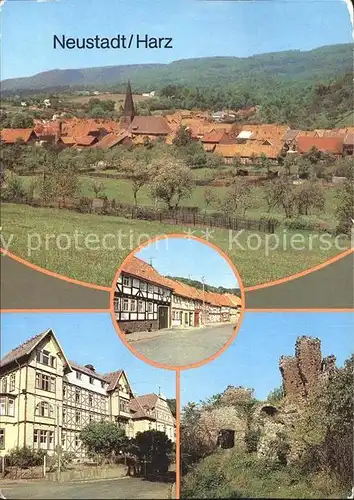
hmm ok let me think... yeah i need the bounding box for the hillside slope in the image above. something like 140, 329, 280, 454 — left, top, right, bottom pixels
1, 43, 352, 93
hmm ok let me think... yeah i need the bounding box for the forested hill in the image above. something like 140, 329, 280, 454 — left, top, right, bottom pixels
1, 43, 352, 93
166, 276, 241, 296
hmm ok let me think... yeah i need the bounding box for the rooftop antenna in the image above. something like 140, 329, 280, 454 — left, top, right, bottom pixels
148, 256, 154, 267
158, 386, 161, 396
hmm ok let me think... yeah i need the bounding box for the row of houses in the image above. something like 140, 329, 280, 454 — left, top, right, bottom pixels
2, 81, 353, 162
0, 329, 176, 458
114, 256, 242, 334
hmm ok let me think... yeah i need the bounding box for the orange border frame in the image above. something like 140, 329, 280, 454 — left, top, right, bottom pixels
108, 234, 246, 372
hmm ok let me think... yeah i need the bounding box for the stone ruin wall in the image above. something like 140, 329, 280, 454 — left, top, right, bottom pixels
279, 336, 336, 403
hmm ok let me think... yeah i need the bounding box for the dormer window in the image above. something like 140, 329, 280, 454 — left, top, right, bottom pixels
89, 377, 94, 385
123, 276, 131, 286
76, 371, 82, 380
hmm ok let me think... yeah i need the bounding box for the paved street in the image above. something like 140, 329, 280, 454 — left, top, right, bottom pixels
1, 477, 172, 499
128, 323, 236, 366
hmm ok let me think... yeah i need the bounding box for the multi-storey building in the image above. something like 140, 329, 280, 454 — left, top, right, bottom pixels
0, 329, 176, 457
114, 256, 173, 333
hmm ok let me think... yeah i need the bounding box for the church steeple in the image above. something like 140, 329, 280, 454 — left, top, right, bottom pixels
121, 80, 135, 128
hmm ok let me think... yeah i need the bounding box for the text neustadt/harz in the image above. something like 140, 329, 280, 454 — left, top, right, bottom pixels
53, 34, 173, 49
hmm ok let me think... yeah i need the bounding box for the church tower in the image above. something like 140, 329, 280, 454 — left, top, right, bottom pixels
120, 80, 135, 128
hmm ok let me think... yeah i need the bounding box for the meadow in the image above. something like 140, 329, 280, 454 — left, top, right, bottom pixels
22, 173, 340, 228
2, 203, 349, 287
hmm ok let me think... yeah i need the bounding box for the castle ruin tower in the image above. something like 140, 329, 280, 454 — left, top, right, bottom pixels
120, 80, 135, 128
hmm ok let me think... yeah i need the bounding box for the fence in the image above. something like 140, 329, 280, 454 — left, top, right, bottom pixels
6, 196, 278, 234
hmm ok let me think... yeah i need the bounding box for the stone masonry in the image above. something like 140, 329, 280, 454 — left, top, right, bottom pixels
279, 336, 336, 403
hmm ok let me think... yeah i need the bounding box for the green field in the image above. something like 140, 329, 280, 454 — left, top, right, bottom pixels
22, 174, 340, 227
1, 204, 349, 287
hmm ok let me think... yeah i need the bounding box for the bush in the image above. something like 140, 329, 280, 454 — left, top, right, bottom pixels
244, 429, 261, 453
1, 173, 27, 202
6, 447, 46, 468
76, 197, 92, 213
283, 217, 317, 231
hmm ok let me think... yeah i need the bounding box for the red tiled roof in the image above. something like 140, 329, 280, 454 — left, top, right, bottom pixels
121, 256, 174, 289
127, 116, 171, 135
0, 128, 35, 144
297, 136, 344, 154
202, 129, 228, 143
214, 143, 282, 159
74, 135, 97, 146
93, 132, 130, 149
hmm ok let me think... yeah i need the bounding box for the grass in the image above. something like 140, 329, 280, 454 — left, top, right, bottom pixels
22, 174, 340, 227
1, 204, 349, 287
66, 92, 151, 109
181, 451, 346, 499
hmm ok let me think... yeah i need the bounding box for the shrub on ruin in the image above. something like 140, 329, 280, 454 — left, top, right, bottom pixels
244, 428, 261, 453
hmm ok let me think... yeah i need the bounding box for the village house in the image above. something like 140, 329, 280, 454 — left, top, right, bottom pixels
164, 278, 202, 328
114, 257, 241, 334
296, 135, 344, 159
129, 393, 175, 443
0, 128, 37, 145
214, 143, 282, 164
114, 256, 173, 333
0, 329, 176, 457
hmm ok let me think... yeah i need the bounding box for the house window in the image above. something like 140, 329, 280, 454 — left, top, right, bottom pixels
36, 350, 56, 368
89, 377, 94, 385
122, 299, 129, 311
89, 395, 93, 407
75, 411, 81, 424
148, 284, 154, 293
123, 276, 131, 286
75, 391, 80, 404
89, 414, 93, 422
130, 299, 137, 312
138, 300, 144, 312
36, 372, 56, 392
147, 302, 153, 313
9, 374, 15, 392
140, 282, 147, 291
34, 429, 54, 449
114, 297, 120, 311
62, 409, 66, 422
76, 371, 82, 380
75, 435, 80, 447
101, 381, 105, 389
0, 397, 15, 416
61, 432, 66, 446
0, 429, 5, 449
1, 377, 7, 393
35, 401, 53, 418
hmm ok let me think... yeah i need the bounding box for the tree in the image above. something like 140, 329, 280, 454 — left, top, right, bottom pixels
172, 126, 193, 147
150, 156, 193, 210
267, 386, 284, 403
80, 422, 127, 460
294, 181, 325, 215
335, 177, 354, 235
256, 153, 272, 175
203, 187, 217, 214
123, 150, 153, 205
91, 181, 105, 198
10, 113, 34, 128
1, 172, 27, 202
134, 430, 173, 474
265, 177, 295, 218
219, 177, 251, 217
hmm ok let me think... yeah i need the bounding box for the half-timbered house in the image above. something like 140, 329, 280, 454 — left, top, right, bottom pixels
0, 329, 176, 458
114, 256, 173, 333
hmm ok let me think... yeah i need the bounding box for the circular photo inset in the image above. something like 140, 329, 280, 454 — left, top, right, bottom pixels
110, 235, 245, 369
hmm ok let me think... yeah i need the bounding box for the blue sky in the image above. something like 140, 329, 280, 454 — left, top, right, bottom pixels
135, 237, 239, 289
181, 312, 354, 405
1, 312, 176, 398
1, 0, 352, 80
